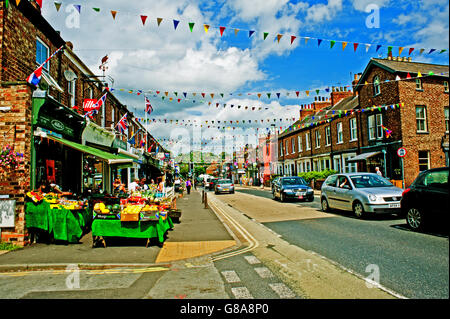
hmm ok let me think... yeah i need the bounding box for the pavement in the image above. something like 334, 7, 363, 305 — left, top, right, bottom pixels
0, 189, 238, 272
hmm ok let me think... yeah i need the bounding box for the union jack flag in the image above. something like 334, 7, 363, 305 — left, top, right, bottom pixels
145, 97, 153, 115
84, 109, 98, 119
91, 92, 107, 111
116, 113, 128, 133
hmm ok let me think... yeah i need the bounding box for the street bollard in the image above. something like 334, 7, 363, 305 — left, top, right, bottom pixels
204, 192, 208, 209
202, 190, 204, 203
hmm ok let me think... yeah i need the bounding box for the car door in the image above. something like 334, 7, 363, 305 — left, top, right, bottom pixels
421, 169, 449, 217
334, 175, 353, 210
323, 175, 338, 208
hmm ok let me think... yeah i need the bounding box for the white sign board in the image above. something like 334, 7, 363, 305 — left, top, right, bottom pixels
0, 200, 15, 228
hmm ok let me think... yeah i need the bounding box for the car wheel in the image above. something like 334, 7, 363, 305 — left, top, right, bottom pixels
321, 197, 329, 212
280, 192, 286, 202
353, 201, 365, 218
406, 207, 425, 231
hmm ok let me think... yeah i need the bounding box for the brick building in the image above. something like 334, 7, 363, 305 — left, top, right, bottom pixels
277, 56, 449, 188
0, 1, 166, 245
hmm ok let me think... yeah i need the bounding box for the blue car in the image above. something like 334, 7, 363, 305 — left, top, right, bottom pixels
272, 176, 314, 202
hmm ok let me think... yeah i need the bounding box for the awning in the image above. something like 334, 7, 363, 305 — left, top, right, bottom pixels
347, 151, 382, 162
40, 133, 133, 165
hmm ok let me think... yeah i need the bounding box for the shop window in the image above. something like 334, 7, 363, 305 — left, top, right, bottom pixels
36, 38, 49, 71
416, 106, 428, 132
418, 151, 430, 172
336, 122, 343, 144
373, 75, 381, 96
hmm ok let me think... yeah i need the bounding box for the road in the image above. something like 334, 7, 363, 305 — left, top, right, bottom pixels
212, 186, 449, 299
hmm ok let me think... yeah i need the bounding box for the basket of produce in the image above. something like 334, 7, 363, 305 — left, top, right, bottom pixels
120, 205, 142, 221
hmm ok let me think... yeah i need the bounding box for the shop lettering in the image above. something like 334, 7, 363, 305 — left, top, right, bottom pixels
179, 303, 214, 317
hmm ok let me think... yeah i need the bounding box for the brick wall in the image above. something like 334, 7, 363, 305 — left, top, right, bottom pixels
0, 82, 33, 245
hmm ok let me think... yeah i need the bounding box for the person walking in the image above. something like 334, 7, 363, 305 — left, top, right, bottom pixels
260, 176, 264, 189
186, 179, 192, 194
375, 167, 383, 177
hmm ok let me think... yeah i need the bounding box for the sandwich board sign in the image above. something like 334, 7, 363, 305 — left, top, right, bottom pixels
0, 200, 15, 228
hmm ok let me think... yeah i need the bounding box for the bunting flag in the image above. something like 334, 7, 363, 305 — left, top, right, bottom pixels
54, 2, 62, 11
277, 34, 283, 43
188, 22, 195, 32
376, 44, 382, 52
365, 44, 371, 52
353, 43, 359, 52
318, 39, 323, 47
173, 20, 180, 30
304, 37, 310, 45
249, 30, 255, 38
140, 15, 148, 25
204, 24, 210, 33
428, 49, 436, 54
157, 18, 163, 26
111, 11, 117, 20
342, 42, 348, 51
73, 4, 81, 13
234, 29, 239, 36
408, 47, 414, 55
398, 47, 404, 55
419, 48, 425, 55
330, 40, 336, 49
219, 26, 226, 36
263, 32, 269, 40
93, 7, 100, 12
387, 46, 393, 55
145, 97, 153, 115
290, 36, 296, 45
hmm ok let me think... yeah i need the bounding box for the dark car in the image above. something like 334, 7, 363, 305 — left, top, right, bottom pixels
401, 167, 449, 231
208, 178, 219, 190
272, 176, 314, 202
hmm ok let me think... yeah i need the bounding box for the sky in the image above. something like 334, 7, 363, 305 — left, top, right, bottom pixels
40, 0, 449, 155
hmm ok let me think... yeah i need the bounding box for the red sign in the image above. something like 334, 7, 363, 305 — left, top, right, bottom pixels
83, 99, 99, 112
397, 147, 407, 157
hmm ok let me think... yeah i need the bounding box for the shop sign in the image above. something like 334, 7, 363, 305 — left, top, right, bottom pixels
83, 99, 99, 112
112, 138, 127, 150
82, 122, 115, 147
37, 114, 76, 138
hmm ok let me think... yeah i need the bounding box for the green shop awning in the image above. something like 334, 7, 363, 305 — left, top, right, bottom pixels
44, 134, 133, 166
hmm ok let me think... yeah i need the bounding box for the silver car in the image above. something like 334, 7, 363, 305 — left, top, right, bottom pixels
215, 179, 235, 194
320, 173, 404, 218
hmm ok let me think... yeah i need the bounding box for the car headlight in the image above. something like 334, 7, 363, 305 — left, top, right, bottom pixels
307, 188, 313, 193
284, 189, 294, 193
368, 194, 378, 201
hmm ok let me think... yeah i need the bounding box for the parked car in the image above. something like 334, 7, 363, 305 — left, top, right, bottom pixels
320, 173, 403, 218
215, 179, 235, 194
207, 178, 219, 190
272, 176, 314, 202
401, 167, 449, 231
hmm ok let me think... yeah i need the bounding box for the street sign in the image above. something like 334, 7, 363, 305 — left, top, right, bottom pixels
397, 147, 407, 157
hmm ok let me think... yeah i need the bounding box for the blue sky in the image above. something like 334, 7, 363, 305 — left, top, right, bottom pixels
41, 0, 449, 152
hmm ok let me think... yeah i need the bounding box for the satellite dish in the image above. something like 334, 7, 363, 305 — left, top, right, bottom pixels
64, 70, 77, 81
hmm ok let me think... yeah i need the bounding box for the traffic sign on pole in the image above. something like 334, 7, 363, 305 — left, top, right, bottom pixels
397, 147, 407, 158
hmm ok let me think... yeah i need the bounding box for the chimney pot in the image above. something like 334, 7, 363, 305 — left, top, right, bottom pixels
408, 57, 412, 62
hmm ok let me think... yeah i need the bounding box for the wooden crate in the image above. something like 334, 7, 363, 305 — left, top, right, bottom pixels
120, 213, 140, 222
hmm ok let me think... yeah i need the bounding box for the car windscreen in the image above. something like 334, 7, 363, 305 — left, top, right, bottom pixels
218, 179, 232, 184
350, 175, 393, 188
281, 178, 306, 185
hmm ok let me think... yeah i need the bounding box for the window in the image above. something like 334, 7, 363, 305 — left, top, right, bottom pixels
373, 75, 381, 96
298, 136, 302, 152
315, 130, 321, 148
325, 175, 338, 187
418, 151, 430, 172
279, 142, 283, 156
445, 107, 449, 133
305, 161, 310, 172
416, 106, 428, 132
376, 114, 383, 139
334, 157, 341, 173
313, 159, 319, 171
36, 38, 49, 71
415, 79, 423, 90
416, 170, 449, 189
336, 122, 343, 144
325, 126, 331, 146
349, 118, 357, 141
67, 69, 76, 108
305, 133, 310, 150
368, 115, 376, 140
291, 138, 296, 153
445, 81, 449, 93
285, 140, 289, 154
344, 155, 357, 173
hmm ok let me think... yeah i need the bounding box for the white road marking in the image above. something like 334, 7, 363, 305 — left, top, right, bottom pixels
221, 270, 241, 283
231, 287, 254, 299
244, 255, 261, 265
269, 283, 297, 299
254, 267, 275, 279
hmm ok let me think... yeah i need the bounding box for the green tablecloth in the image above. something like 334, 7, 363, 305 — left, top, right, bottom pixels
91, 217, 174, 243
25, 201, 92, 243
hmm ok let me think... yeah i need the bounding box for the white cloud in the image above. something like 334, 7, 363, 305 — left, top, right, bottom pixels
305, 0, 343, 23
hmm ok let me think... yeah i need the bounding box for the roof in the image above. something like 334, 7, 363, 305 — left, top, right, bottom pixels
357, 58, 449, 89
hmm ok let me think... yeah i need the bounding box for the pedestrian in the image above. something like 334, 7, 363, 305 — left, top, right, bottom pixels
186, 179, 192, 194
260, 177, 264, 189
249, 177, 253, 186
375, 167, 383, 177
128, 178, 141, 193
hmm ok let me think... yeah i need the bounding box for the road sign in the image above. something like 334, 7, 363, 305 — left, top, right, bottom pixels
397, 147, 407, 157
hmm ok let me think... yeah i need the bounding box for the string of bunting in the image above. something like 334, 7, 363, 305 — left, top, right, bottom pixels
106, 71, 448, 108
51, 2, 449, 55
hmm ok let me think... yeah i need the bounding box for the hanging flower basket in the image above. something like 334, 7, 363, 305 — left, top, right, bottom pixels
0, 145, 24, 179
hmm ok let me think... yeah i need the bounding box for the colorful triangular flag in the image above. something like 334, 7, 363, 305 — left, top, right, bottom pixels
342, 42, 348, 50
173, 20, 180, 30
290, 36, 296, 45
204, 24, 210, 33
111, 11, 117, 20
277, 34, 283, 43
263, 32, 269, 40
219, 26, 226, 36
140, 15, 148, 26
408, 48, 414, 55
73, 4, 81, 14
157, 18, 163, 26
353, 43, 359, 52
249, 30, 255, 38
330, 40, 336, 49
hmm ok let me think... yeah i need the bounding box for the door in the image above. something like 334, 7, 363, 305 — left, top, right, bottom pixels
323, 175, 338, 208
334, 175, 353, 210
416, 169, 449, 217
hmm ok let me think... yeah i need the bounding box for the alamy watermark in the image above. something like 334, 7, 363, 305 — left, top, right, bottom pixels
365, 4, 380, 29
65, 264, 80, 289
